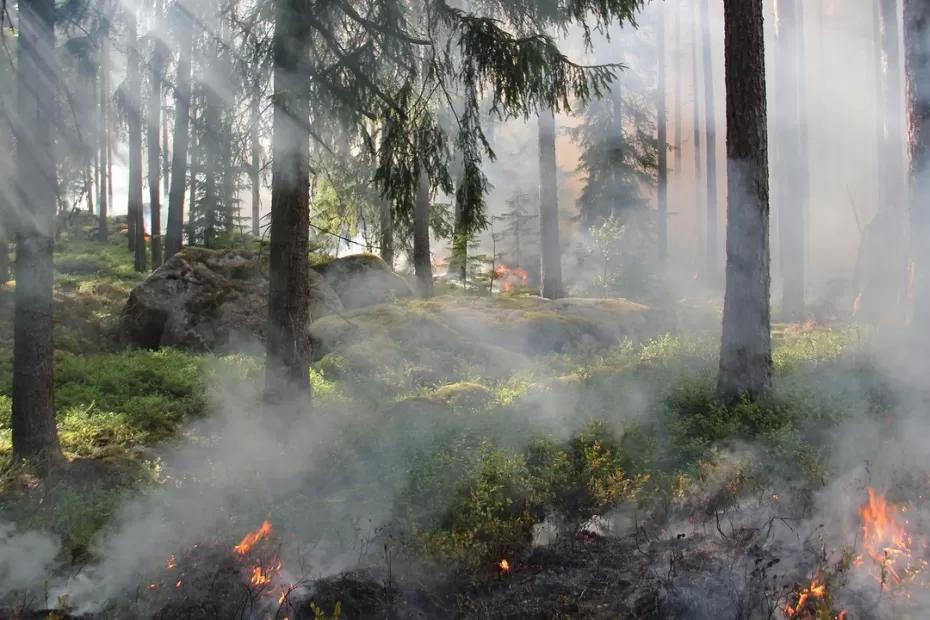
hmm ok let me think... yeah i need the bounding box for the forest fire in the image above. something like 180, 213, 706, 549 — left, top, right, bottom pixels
233, 519, 273, 555
855, 488, 923, 589
498, 559, 511, 573
494, 265, 529, 292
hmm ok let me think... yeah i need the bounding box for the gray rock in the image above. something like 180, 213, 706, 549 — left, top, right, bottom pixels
316, 254, 414, 310
120, 248, 343, 351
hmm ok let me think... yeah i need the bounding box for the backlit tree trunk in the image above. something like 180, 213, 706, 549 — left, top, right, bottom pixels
691, 0, 704, 264
905, 0, 930, 321
266, 0, 313, 400
165, 11, 193, 261
881, 0, 906, 209
717, 0, 773, 404
12, 0, 63, 468
149, 40, 165, 269
414, 166, 434, 297
657, 3, 669, 262
127, 15, 146, 271
538, 105, 564, 299
98, 24, 110, 241
250, 87, 261, 237
776, 0, 806, 320
380, 199, 394, 267
700, 0, 719, 283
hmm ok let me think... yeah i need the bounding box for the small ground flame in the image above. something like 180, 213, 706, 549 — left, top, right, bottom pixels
857, 488, 916, 588
498, 559, 511, 573
783, 579, 845, 619
233, 519, 273, 555
494, 265, 529, 292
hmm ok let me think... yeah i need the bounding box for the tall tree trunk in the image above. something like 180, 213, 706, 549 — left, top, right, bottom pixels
250, 88, 261, 237
881, 0, 906, 209
165, 15, 193, 261
98, 26, 109, 241
700, 0, 719, 283
149, 41, 165, 269
905, 0, 930, 320
691, 0, 705, 265
380, 199, 394, 267
674, 0, 683, 177
717, 0, 773, 404
0, 238, 8, 283
414, 166, 434, 297
449, 172, 468, 283
538, 105, 564, 299
657, 3, 669, 262
776, 0, 806, 320
12, 0, 62, 468
266, 0, 312, 400
127, 15, 146, 272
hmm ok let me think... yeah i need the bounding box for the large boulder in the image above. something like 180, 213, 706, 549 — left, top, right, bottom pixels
120, 248, 343, 351
316, 254, 414, 310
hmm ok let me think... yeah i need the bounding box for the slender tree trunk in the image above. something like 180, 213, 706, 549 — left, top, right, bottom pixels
188, 104, 199, 247
674, 0, 683, 177
250, 88, 261, 237
127, 16, 146, 271
538, 105, 564, 299
700, 0, 719, 283
165, 16, 192, 261
148, 41, 165, 269
691, 0, 705, 265
266, 0, 312, 400
380, 199, 394, 267
905, 0, 930, 321
717, 0, 773, 404
414, 166, 434, 297
657, 4, 669, 262
12, 0, 62, 469
98, 27, 109, 241
450, 173, 468, 283
0, 238, 8, 283
881, 0, 906, 209
776, 0, 806, 320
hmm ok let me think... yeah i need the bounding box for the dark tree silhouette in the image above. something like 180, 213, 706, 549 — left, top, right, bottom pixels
538, 105, 564, 299
165, 6, 193, 261
717, 0, 773, 403
12, 0, 63, 468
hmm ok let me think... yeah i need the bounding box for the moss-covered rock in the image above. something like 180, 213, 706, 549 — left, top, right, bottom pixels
317, 254, 414, 310
120, 248, 343, 351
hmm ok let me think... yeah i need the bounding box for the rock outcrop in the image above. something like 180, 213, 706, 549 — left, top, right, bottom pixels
120, 248, 343, 351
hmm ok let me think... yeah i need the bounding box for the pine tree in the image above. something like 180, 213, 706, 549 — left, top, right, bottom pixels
12, 0, 63, 469
717, 0, 773, 404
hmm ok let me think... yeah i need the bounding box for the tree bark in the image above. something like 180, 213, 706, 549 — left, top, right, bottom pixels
538, 105, 564, 299
657, 4, 669, 262
148, 40, 165, 269
881, 0, 906, 209
700, 0, 719, 283
250, 88, 261, 237
380, 199, 394, 267
775, 0, 806, 320
414, 166, 434, 297
717, 0, 773, 404
691, 0, 705, 264
673, 0, 683, 178
98, 25, 109, 241
165, 13, 193, 261
12, 0, 63, 469
127, 15, 146, 271
905, 0, 930, 321
265, 0, 312, 400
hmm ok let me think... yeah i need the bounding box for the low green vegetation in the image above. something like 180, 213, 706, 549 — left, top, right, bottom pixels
0, 223, 882, 581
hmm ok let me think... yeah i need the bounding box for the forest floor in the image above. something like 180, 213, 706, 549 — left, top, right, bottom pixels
0, 218, 924, 619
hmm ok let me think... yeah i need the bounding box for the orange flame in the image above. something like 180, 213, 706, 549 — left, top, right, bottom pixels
857, 488, 913, 587
498, 559, 511, 572
783, 579, 828, 618
494, 265, 529, 293
250, 566, 273, 587
234, 519, 273, 555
